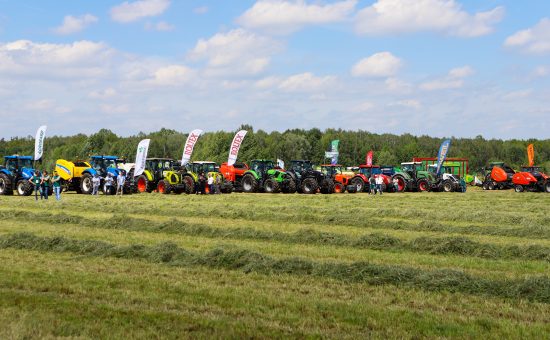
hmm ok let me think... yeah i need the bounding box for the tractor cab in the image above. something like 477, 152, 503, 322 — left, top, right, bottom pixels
187, 161, 219, 175
4, 156, 34, 174
401, 162, 424, 178
0, 155, 38, 196
520, 166, 548, 180
249, 160, 275, 176
290, 160, 313, 173
320, 164, 344, 177
89, 156, 125, 177
379, 166, 396, 176
357, 165, 382, 177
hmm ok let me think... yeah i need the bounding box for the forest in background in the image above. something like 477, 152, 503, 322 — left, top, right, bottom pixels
1, 125, 549, 173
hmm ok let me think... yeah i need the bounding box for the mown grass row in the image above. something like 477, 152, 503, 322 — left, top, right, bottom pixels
2, 209, 550, 263
2, 204, 550, 242
1, 232, 549, 304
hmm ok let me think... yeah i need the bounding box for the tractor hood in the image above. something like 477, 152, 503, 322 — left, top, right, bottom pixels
20, 168, 35, 179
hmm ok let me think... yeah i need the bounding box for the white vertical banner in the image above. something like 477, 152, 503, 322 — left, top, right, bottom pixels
181, 129, 203, 166
277, 159, 284, 169
227, 130, 248, 166
34, 125, 47, 161
134, 139, 150, 177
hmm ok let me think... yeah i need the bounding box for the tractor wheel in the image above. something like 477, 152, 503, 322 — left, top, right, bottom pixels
157, 180, 172, 194
282, 178, 296, 194
350, 177, 365, 192
16, 180, 33, 196
417, 179, 429, 192
392, 175, 406, 192
221, 181, 233, 194
442, 180, 453, 192
80, 174, 94, 194
514, 185, 524, 193
544, 181, 550, 193
136, 175, 152, 193
482, 182, 488, 190
182, 175, 195, 194
242, 174, 258, 193
320, 178, 335, 194
487, 181, 495, 190
346, 185, 357, 193
263, 178, 280, 193
301, 177, 318, 194
0, 173, 13, 195
333, 182, 345, 193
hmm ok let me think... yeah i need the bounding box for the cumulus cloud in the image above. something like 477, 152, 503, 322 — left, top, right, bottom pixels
392, 99, 421, 109
147, 65, 194, 86
351, 52, 402, 77
0, 40, 114, 78
111, 0, 170, 23
53, 14, 98, 35
278, 72, 336, 92
504, 18, 550, 55
188, 28, 282, 76
420, 65, 474, 91
145, 21, 175, 31
355, 0, 504, 37
89, 88, 117, 99
237, 0, 357, 35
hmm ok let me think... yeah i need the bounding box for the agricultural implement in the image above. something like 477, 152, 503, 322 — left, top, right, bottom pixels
237, 159, 296, 193
319, 164, 356, 193
55, 155, 131, 194
220, 162, 249, 192
480, 162, 516, 190
392, 162, 435, 192
512, 166, 550, 193
182, 161, 232, 194
286, 160, 334, 194
135, 158, 186, 194
0, 155, 40, 196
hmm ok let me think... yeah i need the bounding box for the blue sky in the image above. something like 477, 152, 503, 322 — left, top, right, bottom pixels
0, 0, 549, 139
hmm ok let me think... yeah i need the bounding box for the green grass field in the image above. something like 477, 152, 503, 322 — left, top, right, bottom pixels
1, 189, 549, 338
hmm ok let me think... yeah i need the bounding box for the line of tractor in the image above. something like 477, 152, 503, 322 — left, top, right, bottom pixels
1, 154, 548, 196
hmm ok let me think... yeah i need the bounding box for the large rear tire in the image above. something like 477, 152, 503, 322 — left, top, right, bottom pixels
301, 177, 318, 194
182, 175, 195, 194
392, 175, 406, 192
320, 178, 335, 194
264, 178, 280, 193
0, 173, 13, 195
282, 178, 296, 194
242, 174, 258, 193
350, 177, 365, 192
80, 174, 93, 194
417, 179, 429, 192
16, 180, 33, 196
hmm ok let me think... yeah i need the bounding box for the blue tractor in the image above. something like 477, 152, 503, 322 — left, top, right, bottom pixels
0, 155, 38, 196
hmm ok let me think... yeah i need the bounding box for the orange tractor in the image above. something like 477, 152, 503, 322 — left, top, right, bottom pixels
320, 164, 356, 193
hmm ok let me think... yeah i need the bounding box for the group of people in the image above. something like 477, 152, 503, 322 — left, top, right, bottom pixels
91, 172, 126, 196
29, 170, 62, 201
195, 172, 223, 194
367, 175, 400, 195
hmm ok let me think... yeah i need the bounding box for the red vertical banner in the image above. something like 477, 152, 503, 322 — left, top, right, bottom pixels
366, 150, 373, 166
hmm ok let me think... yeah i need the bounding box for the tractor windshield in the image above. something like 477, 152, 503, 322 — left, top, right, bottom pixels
359, 168, 372, 177
5, 159, 18, 170
19, 159, 33, 169
201, 163, 217, 173
322, 166, 342, 176
251, 161, 273, 173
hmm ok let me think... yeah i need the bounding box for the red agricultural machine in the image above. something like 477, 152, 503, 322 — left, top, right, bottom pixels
219, 162, 250, 192
512, 166, 550, 193
481, 162, 516, 190
350, 165, 394, 193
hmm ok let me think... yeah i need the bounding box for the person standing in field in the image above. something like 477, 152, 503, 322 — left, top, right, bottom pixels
375, 175, 384, 195
41, 171, 50, 200
116, 172, 126, 196
29, 170, 42, 201
92, 174, 101, 196
392, 177, 399, 192
215, 175, 222, 194
104, 173, 114, 195
51, 171, 62, 201
207, 173, 214, 194
198, 172, 206, 194
369, 176, 376, 195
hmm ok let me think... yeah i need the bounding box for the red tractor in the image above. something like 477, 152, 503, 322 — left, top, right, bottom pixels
512, 166, 550, 193
350, 165, 394, 193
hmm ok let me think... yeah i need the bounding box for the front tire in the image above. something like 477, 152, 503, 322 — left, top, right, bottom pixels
442, 180, 453, 192
333, 182, 345, 193
417, 179, 429, 192
157, 180, 172, 194
182, 175, 195, 194
320, 178, 335, 194
514, 184, 524, 193
136, 175, 153, 193
264, 178, 280, 193
301, 177, 318, 194
242, 174, 258, 193
16, 180, 33, 196
350, 177, 365, 192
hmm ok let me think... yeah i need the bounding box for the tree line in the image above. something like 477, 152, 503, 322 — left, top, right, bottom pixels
1, 125, 549, 173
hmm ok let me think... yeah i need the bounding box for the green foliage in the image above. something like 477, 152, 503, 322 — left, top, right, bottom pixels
1, 127, 549, 173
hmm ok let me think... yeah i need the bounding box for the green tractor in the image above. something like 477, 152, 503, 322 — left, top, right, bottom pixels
181, 161, 233, 194
135, 158, 186, 194
392, 162, 435, 192
241, 159, 296, 193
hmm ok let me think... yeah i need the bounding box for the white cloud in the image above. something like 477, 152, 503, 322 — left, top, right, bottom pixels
148, 65, 194, 86
145, 21, 175, 31
0, 40, 114, 78
111, 0, 170, 23
351, 101, 375, 112
392, 99, 421, 109
502, 89, 532, 100
278, 72, 336, 92
188, 28, 281, 76
100, 104, 129, 114
385, 77, 412, 93
351, 52, 402, 77
53, 14, 98, 35
237, 0, 357, 35
420, 65, 474, 91
89, 88, 117, 99
355, 0, 504, 37
193, 6, 209, 14
504, 18, 550, 55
